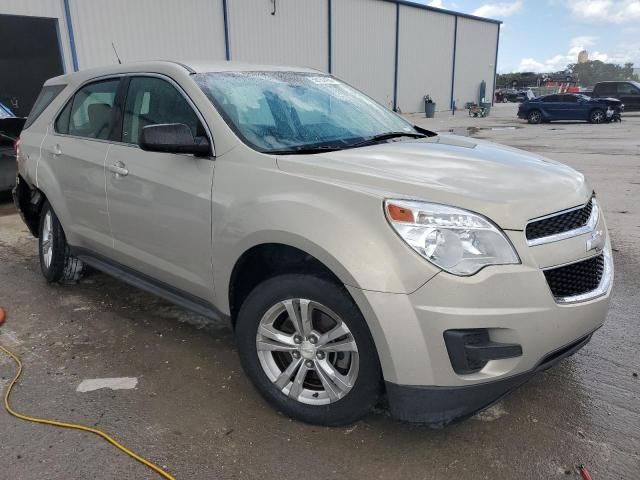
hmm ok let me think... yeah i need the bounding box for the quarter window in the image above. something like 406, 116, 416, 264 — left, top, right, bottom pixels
122, 77, 205, 146
58, 79, 120, 139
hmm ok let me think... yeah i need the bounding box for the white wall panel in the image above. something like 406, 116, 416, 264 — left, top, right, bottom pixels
0, 0, 73, 72
397, 6, 454, 113
453, 17, 498, 108
332, 0, 396, 108
68, 0, 226, 69
228, 0, 328, 71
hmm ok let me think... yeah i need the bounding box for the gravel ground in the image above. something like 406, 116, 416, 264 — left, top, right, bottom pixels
0, 103, 638, 479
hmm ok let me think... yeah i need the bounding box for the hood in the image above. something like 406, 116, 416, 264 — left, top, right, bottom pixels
276, 135, 590, 230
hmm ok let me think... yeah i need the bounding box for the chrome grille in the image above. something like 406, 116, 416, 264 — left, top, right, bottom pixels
526, 199, 593, 242
543, 255, 605, 299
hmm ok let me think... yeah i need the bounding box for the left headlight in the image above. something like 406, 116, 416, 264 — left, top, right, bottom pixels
384, 199, 520, 276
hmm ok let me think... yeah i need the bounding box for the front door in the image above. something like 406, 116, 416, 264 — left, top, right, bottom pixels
617, 82, 640, 111
105, 75, 215, 301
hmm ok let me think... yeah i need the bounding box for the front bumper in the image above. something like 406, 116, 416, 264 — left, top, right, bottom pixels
347, 215, 612, 425
385, 331, 594, 426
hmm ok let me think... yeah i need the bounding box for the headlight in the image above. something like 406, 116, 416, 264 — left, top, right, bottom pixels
384, 200, 520, 275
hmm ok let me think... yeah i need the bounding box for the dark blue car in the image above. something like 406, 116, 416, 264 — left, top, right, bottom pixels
517, 93, 623, 124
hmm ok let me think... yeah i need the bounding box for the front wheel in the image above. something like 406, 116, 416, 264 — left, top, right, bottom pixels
527, 110, 542, 124
235, 274, 381, 426
38, 202, 84, 283
589, 108, 605, 124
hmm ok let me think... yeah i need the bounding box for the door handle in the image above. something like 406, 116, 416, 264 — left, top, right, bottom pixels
52, 144, 62, 157
108, 161, 129, 177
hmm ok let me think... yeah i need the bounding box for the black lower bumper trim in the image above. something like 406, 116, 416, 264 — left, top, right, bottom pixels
385, 332, 594, 427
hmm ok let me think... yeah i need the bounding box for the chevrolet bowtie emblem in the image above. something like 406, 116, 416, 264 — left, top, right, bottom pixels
587, 229, 605, 253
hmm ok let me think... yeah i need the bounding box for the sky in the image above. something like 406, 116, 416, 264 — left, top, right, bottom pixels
408, 0, 640, 73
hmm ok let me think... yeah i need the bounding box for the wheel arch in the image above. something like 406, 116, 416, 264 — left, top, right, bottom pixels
14, 174, 48, 237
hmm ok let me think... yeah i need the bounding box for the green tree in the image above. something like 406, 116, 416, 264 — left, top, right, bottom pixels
568, 61, 639, 87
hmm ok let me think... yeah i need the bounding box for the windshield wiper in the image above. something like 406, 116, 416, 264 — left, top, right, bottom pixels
268, 145, 343, 155
345, 131, 426, 149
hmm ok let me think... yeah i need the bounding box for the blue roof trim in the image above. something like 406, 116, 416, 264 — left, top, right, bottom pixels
380, 0, 502, 25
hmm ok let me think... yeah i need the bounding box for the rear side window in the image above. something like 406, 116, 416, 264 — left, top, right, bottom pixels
56, 79, 120, 139
122, 76, 205, 145
595, 83, 616, 95
23, 84, 66, 130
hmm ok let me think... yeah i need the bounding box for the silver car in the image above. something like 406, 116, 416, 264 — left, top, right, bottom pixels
14, 61, 612, 426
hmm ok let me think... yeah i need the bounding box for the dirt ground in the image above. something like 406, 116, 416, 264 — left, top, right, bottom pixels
0, 104, 638, 479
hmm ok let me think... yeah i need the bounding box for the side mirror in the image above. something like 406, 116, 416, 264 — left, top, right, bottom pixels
140, 123, 211, 156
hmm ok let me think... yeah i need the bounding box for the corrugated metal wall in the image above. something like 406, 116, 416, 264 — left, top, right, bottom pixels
0, 0, 73, 72
453, 17, 499, 108
397, 6, 455, 113
68, 0, 226, 69
228, 0, 328, 71
332, 0, 396, 108
0, 0, 500, 113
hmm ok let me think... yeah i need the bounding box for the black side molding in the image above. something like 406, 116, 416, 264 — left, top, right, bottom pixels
70, 246, 229, 323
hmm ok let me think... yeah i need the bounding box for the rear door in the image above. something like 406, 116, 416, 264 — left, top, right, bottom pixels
40, 77, 121, 253
540, 95, 562, 118
105, 74, 215, 301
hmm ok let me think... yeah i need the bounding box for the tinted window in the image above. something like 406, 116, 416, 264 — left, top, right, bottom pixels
23, 84, 66, 129
541, 95, 559, 102
561, 95, 578, 103
596, 83, 616, 95
122, 76, 204, 145
67, 79, 120, 139
617, 83, 639, 94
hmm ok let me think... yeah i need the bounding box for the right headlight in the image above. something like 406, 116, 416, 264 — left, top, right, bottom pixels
384, 199, 520, 276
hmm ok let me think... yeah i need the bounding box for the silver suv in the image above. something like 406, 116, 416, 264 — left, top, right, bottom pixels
14, 61, 612, 426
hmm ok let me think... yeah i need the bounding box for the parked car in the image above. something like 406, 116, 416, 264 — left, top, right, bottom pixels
518, 93, 623, 124
14, 62, 612, 426
592, 81, 640, 111
0, 102, 25, 192
496, 89, 528, 103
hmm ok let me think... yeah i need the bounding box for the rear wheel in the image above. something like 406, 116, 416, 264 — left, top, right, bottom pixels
589, 108, 605, 124
235, 274, 381, 426
38, 202, 84, 283
527, 110, 542, 124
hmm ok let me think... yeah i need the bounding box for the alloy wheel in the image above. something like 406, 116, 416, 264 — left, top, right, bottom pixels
591, 110, 605, 124
256, 298, 359, 405
41, 211, 53, 269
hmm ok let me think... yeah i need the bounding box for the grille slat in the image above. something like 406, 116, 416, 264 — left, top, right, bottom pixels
544, 255, 604, 299
526, 200, 593, 241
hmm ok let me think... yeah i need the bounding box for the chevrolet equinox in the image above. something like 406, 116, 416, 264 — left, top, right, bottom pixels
13, 62, 613, 426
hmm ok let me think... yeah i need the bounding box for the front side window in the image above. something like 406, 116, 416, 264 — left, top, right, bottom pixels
541, 95, 559, 103
122, 76, 205, 146
60, 79, 120, 139
194, 71, 417, 153
618, 82, 640, 94
561, 95, 578, 103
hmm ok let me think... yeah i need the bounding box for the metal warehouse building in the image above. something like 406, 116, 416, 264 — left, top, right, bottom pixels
0, 0, 500, 116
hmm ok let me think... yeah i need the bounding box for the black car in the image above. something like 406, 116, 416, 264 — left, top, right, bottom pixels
517, 93, 623, 124
592, 81, 640, 111
0, 102, 25, 192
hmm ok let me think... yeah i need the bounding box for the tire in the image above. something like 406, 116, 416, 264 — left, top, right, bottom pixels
502, 97, 508, 103
589, 108, 605, 124
38, 201, 84, 283
527, 110, 542, 124
235, 274, 382, 426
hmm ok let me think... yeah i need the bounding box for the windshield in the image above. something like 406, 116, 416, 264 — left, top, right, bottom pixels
0, 103, 13, 119
194, 71, 418, 153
